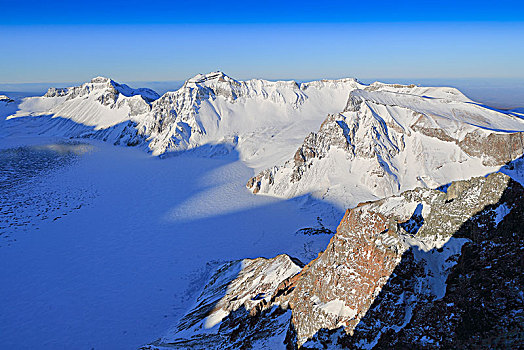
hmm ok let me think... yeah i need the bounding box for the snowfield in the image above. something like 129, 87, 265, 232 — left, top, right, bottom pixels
0, 138, 335, 350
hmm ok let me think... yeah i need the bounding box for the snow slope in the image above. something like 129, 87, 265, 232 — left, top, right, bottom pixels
2, 72, 524, 349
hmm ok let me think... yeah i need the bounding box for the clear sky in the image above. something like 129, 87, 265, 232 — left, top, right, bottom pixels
1, 0, 523, 83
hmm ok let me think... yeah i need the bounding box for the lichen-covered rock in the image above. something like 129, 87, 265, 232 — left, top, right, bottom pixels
298, 173, 524, 349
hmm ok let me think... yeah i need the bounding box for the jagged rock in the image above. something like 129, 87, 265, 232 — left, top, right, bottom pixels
157, 172, 523, 349
144, 254, 302, 349
0, 95, 15, 103
292, 172, 517, 346
43, 87, 69, 98
302, 172, 524, 349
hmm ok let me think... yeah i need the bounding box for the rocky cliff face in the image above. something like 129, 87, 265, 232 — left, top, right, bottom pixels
294, 172, 521, 348
302, 172, 524, 349
142, 254, 303, 349
247, 87, 524, 208
147, 171, 523, 349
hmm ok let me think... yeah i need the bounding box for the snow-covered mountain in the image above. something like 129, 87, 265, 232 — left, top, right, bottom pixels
0, 95, 14, 104
14, 77, 159, 126
247, 83, 524, 207
6, 72, 364, 167
4, 72, 524, 209
2, 72, 524, 350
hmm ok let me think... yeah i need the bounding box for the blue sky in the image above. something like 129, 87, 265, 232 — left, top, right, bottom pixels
1, 0, 523, 83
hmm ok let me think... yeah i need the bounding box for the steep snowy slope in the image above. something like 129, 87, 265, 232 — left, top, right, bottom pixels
13, 77, 159, 127
247, 85, 524, 208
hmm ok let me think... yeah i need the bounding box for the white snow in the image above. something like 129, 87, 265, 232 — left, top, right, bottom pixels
493, 203, 512, 226
412, 237, 470, 299
0, 137, 333, 350
204, 309, 230, 329
318, 299, 357, 319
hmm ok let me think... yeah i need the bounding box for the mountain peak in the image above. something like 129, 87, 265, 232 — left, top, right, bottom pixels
0, 95, 14, 103
90, 76, 114, 84
185, 71, 237, 85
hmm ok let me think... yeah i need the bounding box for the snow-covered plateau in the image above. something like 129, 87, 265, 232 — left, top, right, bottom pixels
1, 72, 523, 349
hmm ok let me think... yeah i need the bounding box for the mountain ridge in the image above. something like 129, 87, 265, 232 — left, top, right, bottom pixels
247, 84, 524, 208
4, 72, 524, 209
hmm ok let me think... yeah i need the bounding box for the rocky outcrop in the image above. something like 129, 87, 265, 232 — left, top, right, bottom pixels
151, 171, 523, 349
43, 87, 69, 98
303, 172, 524, 349
289, 114, 355, 183
293, 172, 519, 347
411, 117, 524, 167
457, 130, 524, 166
144, 254, 302, 349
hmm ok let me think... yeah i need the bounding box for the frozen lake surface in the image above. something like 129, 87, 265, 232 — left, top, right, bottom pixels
0, 137, 336, 349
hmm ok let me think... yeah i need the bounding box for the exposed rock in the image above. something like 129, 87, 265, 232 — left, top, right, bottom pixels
295, 172, 517, 346
43, 87, 69, 98
144, 254, 302, 349
155, 172, 523, 349
303, 172, 524, 349
289, 114, 354, 183
458, 130, 524, 166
